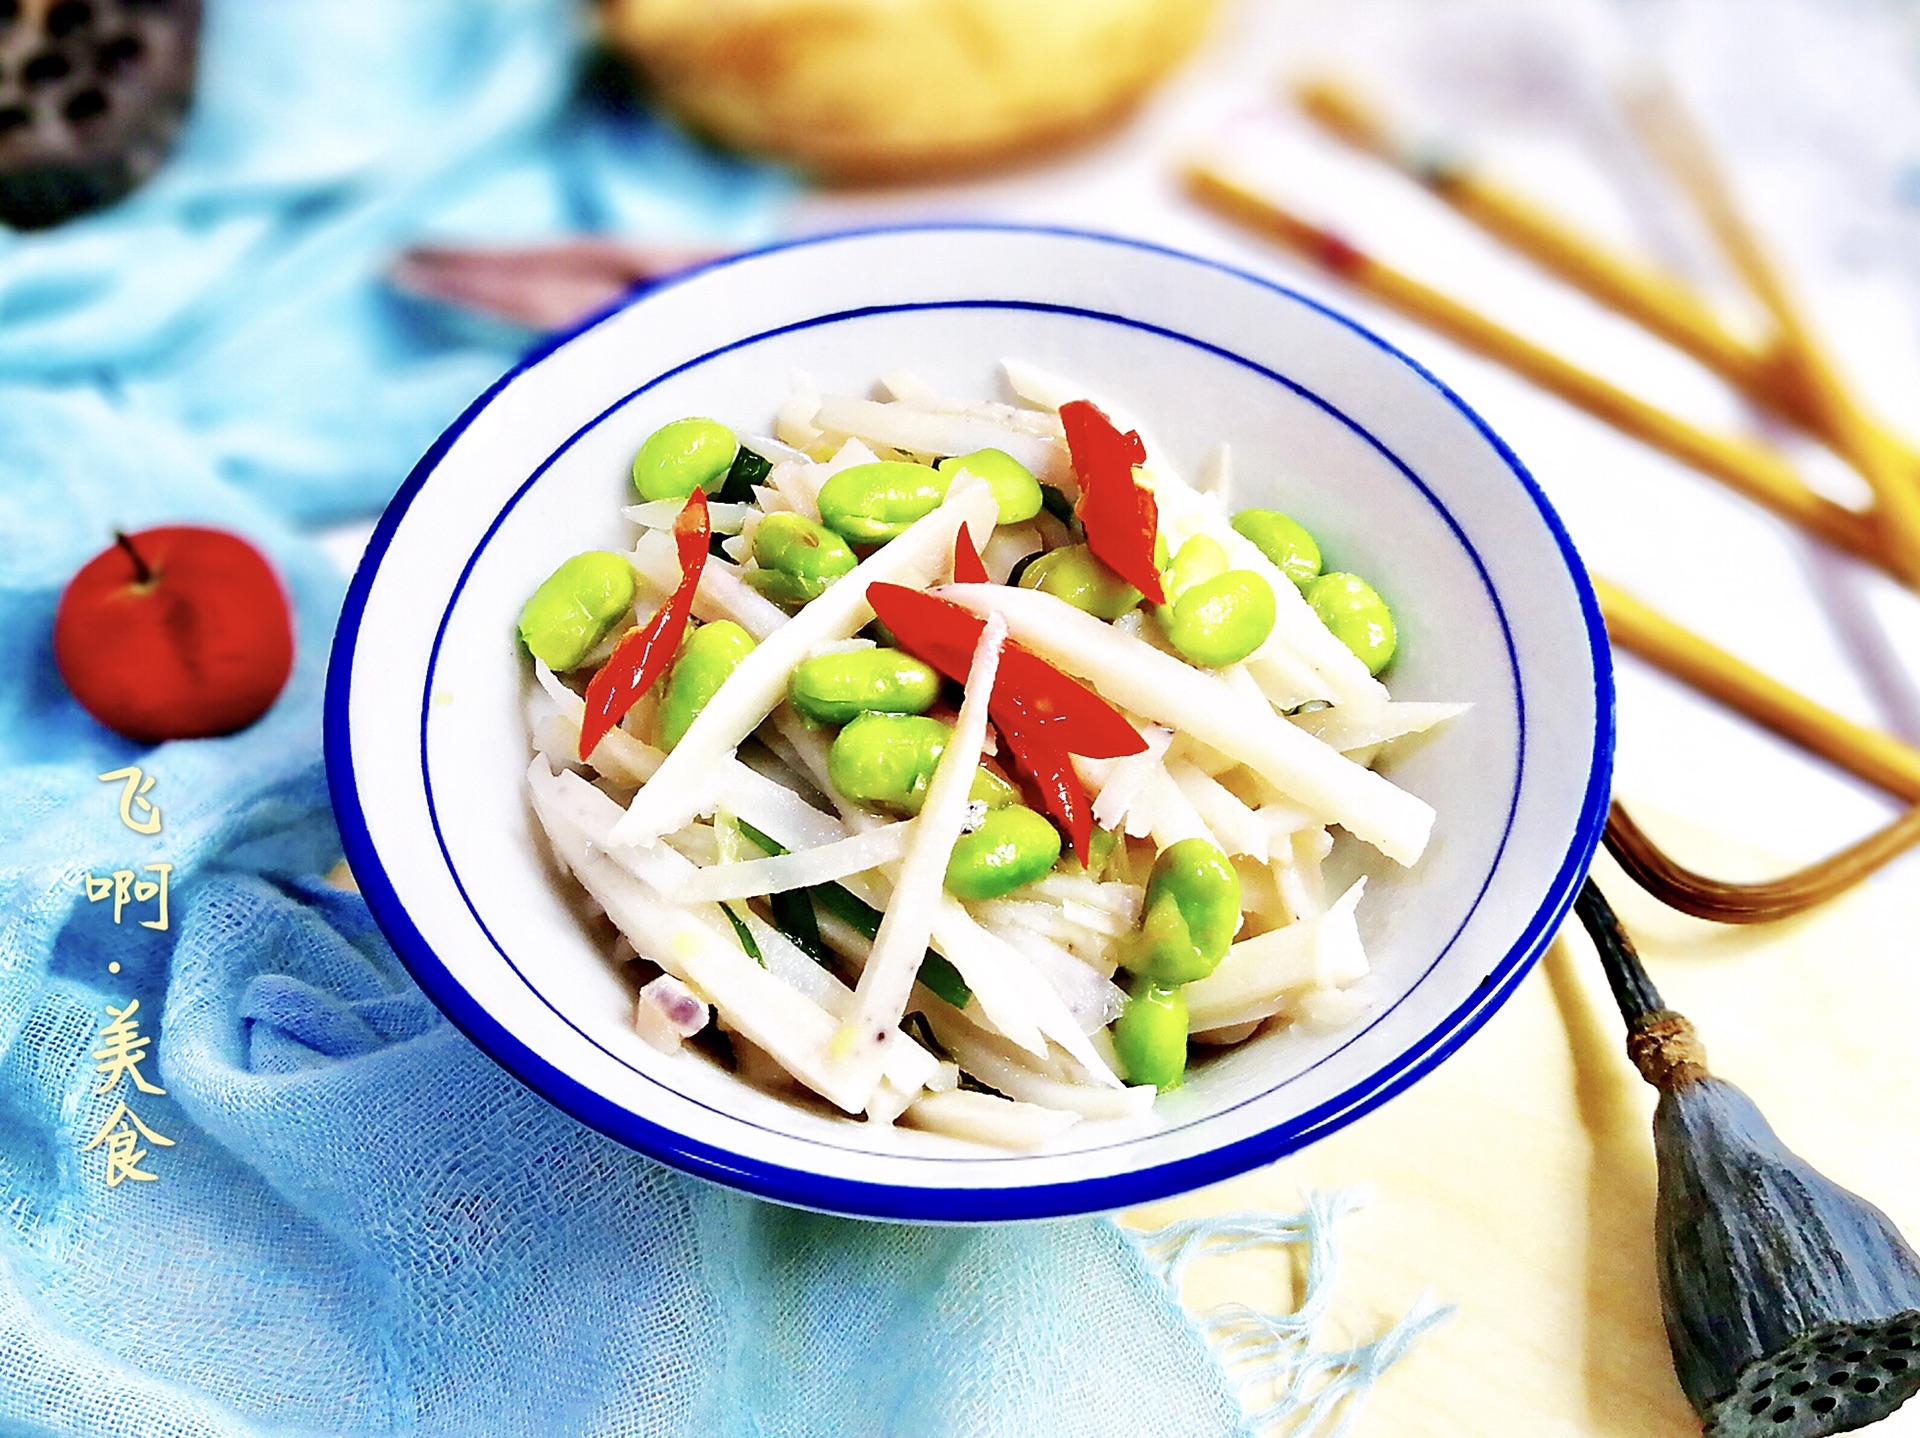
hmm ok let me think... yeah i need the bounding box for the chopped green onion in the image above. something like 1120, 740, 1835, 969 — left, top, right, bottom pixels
719, 446, 773, 505
738, 819, 973, 1007
914, 954, 972, 1010
1039, 483, 1077, 528
770, 888, 830, 965
720, 903, 762, 964
736, 818, 786, 856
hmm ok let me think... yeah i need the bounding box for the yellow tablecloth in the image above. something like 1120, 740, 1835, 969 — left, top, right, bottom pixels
1127, 810, 1920, 1435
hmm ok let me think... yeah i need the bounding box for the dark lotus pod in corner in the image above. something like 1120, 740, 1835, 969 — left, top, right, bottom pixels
0, 0, 202, 229
1654, 1073, 1920, 1436
1578, 880, 1920, 1438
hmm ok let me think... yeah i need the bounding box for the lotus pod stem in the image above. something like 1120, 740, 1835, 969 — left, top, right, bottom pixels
1575, 878, 1920, 1437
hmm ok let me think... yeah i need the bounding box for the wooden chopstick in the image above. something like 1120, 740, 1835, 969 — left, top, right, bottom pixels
1293, 77, 1779, 403
1625, 80, 1920, 590
1298, 77, 1920, 476
1292, 76, 1920, 592
1181, 163, 1892, 575
1190, 93, 1920, 912
1593, 577, 1920, 803
1185, 162, 1920, 801
1599, 581, 1920, 920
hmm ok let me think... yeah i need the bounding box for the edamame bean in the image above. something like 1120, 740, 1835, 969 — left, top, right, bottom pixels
944, 804, 1062, 900
1162, 570, 1276, 668
1016, 543, 1142, 620
936, 448, 1044, 525
1161, 534, 1229, 604
632, 418, 739, 503
1126, 838, 1242, 985
1158, 535, 1273, 668
1304, 571, 1396, 674
747, 512, 858, 605
817, 454, 1047, 545
789, 648, 941, 724
1005, 551, 1045, 589
1231, 509, 1322, 588
1062, 826, 1119, 879
658, 620, 755, 750
817, 461, 949, 544
828, 713, 1016, 813
829, 713, 952, 811
969, 766, 1019, 810
516, 551, 635, 671
1113, 978, 1189, 1090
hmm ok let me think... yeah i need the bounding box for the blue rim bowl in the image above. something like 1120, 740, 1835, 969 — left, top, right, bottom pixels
326, 224, 1614, 1222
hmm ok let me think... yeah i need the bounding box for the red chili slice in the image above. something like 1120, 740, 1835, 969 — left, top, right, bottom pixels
868, 583, 1146, 863
951, 528, 990, 585
578, 491, 709, 759
1059, 399, 1165, 605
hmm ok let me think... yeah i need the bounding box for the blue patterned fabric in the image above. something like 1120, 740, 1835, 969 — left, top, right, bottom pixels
0, 3, 1246, 1433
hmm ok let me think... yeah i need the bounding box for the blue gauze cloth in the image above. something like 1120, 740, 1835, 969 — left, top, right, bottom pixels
0, 2, 1276, 1433
0, 5, 1451, 1428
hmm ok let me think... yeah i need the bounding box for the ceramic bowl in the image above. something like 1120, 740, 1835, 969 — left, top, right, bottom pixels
326, 225, 1613, 1222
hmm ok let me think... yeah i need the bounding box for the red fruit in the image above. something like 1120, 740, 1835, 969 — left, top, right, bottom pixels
53, 526, 295, 744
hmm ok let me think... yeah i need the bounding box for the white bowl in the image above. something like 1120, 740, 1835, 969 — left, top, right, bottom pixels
327, 225, 1613, 1222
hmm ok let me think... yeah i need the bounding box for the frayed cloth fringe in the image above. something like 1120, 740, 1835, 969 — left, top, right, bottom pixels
1128, 1189, 1452, 1436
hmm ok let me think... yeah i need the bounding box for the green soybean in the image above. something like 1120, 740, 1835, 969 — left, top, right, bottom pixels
747, 512, 858, 606
1005, 550, 1045, 588
969, 766, 1019, 809
936, 448, 1044, 525
944, 805, 1062, 900
1061, 825, 1119, 879
1162, 570, 1276, 668
828, 713, 947, 810
789, 648, 941, 724
817, 461, 950, 544
1016, 543, 1142, 621
1161, 535, 1229, 604
631, 417, 739, 503
818, 453, 1048, 544
658, 621, 755, 750
1113, 979, 1189, 1090
1231, 509, 1323, 588
1127, 838, 1242, 985
517, 551, 635, 671
1304, 571, 1397, 674
828, 713, 1016, 814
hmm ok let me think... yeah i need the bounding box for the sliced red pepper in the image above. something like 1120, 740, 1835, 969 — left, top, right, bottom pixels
1060, 399, 1165, 605
868, 583, 1145, 864
951, 527, 990, 585
578, 491, 708, 759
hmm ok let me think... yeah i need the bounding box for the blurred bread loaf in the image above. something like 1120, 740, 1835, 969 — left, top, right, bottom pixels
598, 0, 1217, 182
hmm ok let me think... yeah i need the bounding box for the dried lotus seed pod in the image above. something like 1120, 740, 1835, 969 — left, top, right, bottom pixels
0, 0, 201, 229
